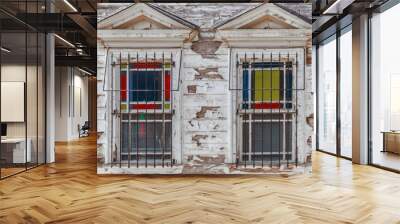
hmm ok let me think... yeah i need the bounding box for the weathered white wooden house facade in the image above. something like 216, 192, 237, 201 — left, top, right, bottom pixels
97, 3, 313, 174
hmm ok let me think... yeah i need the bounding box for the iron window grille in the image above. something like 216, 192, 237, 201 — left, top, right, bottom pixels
231, 50, 305, 168
104, 51, 180, 168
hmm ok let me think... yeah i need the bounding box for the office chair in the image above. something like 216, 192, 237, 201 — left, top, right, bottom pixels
79, 121, 90, 138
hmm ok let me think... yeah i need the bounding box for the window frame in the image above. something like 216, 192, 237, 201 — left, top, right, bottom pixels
106, 49, 182, 167
230, 48, 304, 167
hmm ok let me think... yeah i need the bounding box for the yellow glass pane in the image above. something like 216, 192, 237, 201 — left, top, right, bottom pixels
164, 62, 171, 69
121, 103, 128, 112
254, 70, 280, 101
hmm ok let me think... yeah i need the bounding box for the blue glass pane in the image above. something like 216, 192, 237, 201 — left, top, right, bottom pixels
243, 70, 249, 101
129, 71, 162, 102
286, 69, 292, 100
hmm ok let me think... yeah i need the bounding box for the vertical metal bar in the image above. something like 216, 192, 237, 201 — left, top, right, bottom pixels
72, 68, 75, 118
261, 53, 264, 167
162, 52, 165, 167
283, 58, 287, 164
270, 52, 273, 167
244, 53, 247, 167
37, 11, 39, 167
235, 53, 239, 167
59, 70, 62, 117
145, 52, 148, 168
315, 45, 320, 152
295, 52, 299, 166
44, 4, 47, 165
110, 53, 114, 167
170, 52, 173, 166
119, 52, 122, 168
153, 52, 156, 167
252, 53, 255, 168
286, 52, 290, 167
383, 133, 386, 152
136, 52, 139, 167
25, 5, 28, 171
128, 53, 131, 168
367, 12, 373, 165
69, 69, 71, 118
277, 52, 283, 167
336, 31, 341, 157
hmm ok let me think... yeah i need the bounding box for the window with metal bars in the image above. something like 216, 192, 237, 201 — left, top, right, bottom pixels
233, 51, 301, 167
109, 52, 176, 168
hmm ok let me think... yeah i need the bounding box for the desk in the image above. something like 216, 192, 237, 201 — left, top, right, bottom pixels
1, 138, 31, 163
382, 131, 400, 154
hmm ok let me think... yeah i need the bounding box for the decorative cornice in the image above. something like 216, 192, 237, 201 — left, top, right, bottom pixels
98, 29, 192, 48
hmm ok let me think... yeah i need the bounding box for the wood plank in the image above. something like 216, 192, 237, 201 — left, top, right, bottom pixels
0, 135, 400, 223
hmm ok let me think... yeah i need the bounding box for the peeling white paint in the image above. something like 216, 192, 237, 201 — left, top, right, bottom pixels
97, 3, 312, 175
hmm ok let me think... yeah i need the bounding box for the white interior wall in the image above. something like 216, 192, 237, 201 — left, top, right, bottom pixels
1, 65, 26, 138
55, 66, 69, 141
55, 67, 89, 141
0, 65, 42, 138
1, 64, 46, 164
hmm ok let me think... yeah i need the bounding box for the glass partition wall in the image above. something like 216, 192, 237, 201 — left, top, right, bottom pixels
339, 27, 352, 159
317, 35, 337, 155
0, 2, 46, 179
370, 3, 400, 171
316, 25, 352, 159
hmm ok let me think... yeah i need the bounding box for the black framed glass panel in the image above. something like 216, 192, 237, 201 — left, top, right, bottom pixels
339, 26, 352, 158
317, 35, 337, 155
370, 3, 400, 171
0, 1, 47, 179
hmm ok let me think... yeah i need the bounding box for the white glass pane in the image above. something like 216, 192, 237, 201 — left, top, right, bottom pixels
340, 29, 352, 158
318, 37, 337, 154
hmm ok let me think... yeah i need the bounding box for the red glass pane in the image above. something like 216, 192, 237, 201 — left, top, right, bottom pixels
165, 71, 171, 101
251, 103, 281, 109
130, 104, 162, 110
131, 62, 162, 69
120, 72, 127, 101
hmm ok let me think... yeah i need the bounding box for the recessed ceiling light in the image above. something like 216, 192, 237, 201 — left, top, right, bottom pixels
63, 0, 78, 12
54, 34, 75, 48
323, 0, 355, 15
1, 47, 11, 53
78, 67, 92, 76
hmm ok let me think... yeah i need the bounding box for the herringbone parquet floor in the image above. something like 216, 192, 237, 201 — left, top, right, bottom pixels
1, 135, 400, 224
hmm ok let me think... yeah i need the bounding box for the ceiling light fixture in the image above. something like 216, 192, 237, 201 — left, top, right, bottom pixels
1, 47, 11, 53
78, 67, 92, 76
54, 34, 75, 48
63, 0, 78, 12
323, 0, 355, 15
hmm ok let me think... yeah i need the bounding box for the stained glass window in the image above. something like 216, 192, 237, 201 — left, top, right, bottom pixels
242, 62, 292, 109
120, 62, 171, 112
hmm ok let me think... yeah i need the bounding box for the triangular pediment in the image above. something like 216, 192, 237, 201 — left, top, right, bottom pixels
215, 3, 311, 30
98, 3, 196, 30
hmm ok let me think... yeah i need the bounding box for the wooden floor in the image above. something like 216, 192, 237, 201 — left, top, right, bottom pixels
1, 136, 400, 224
